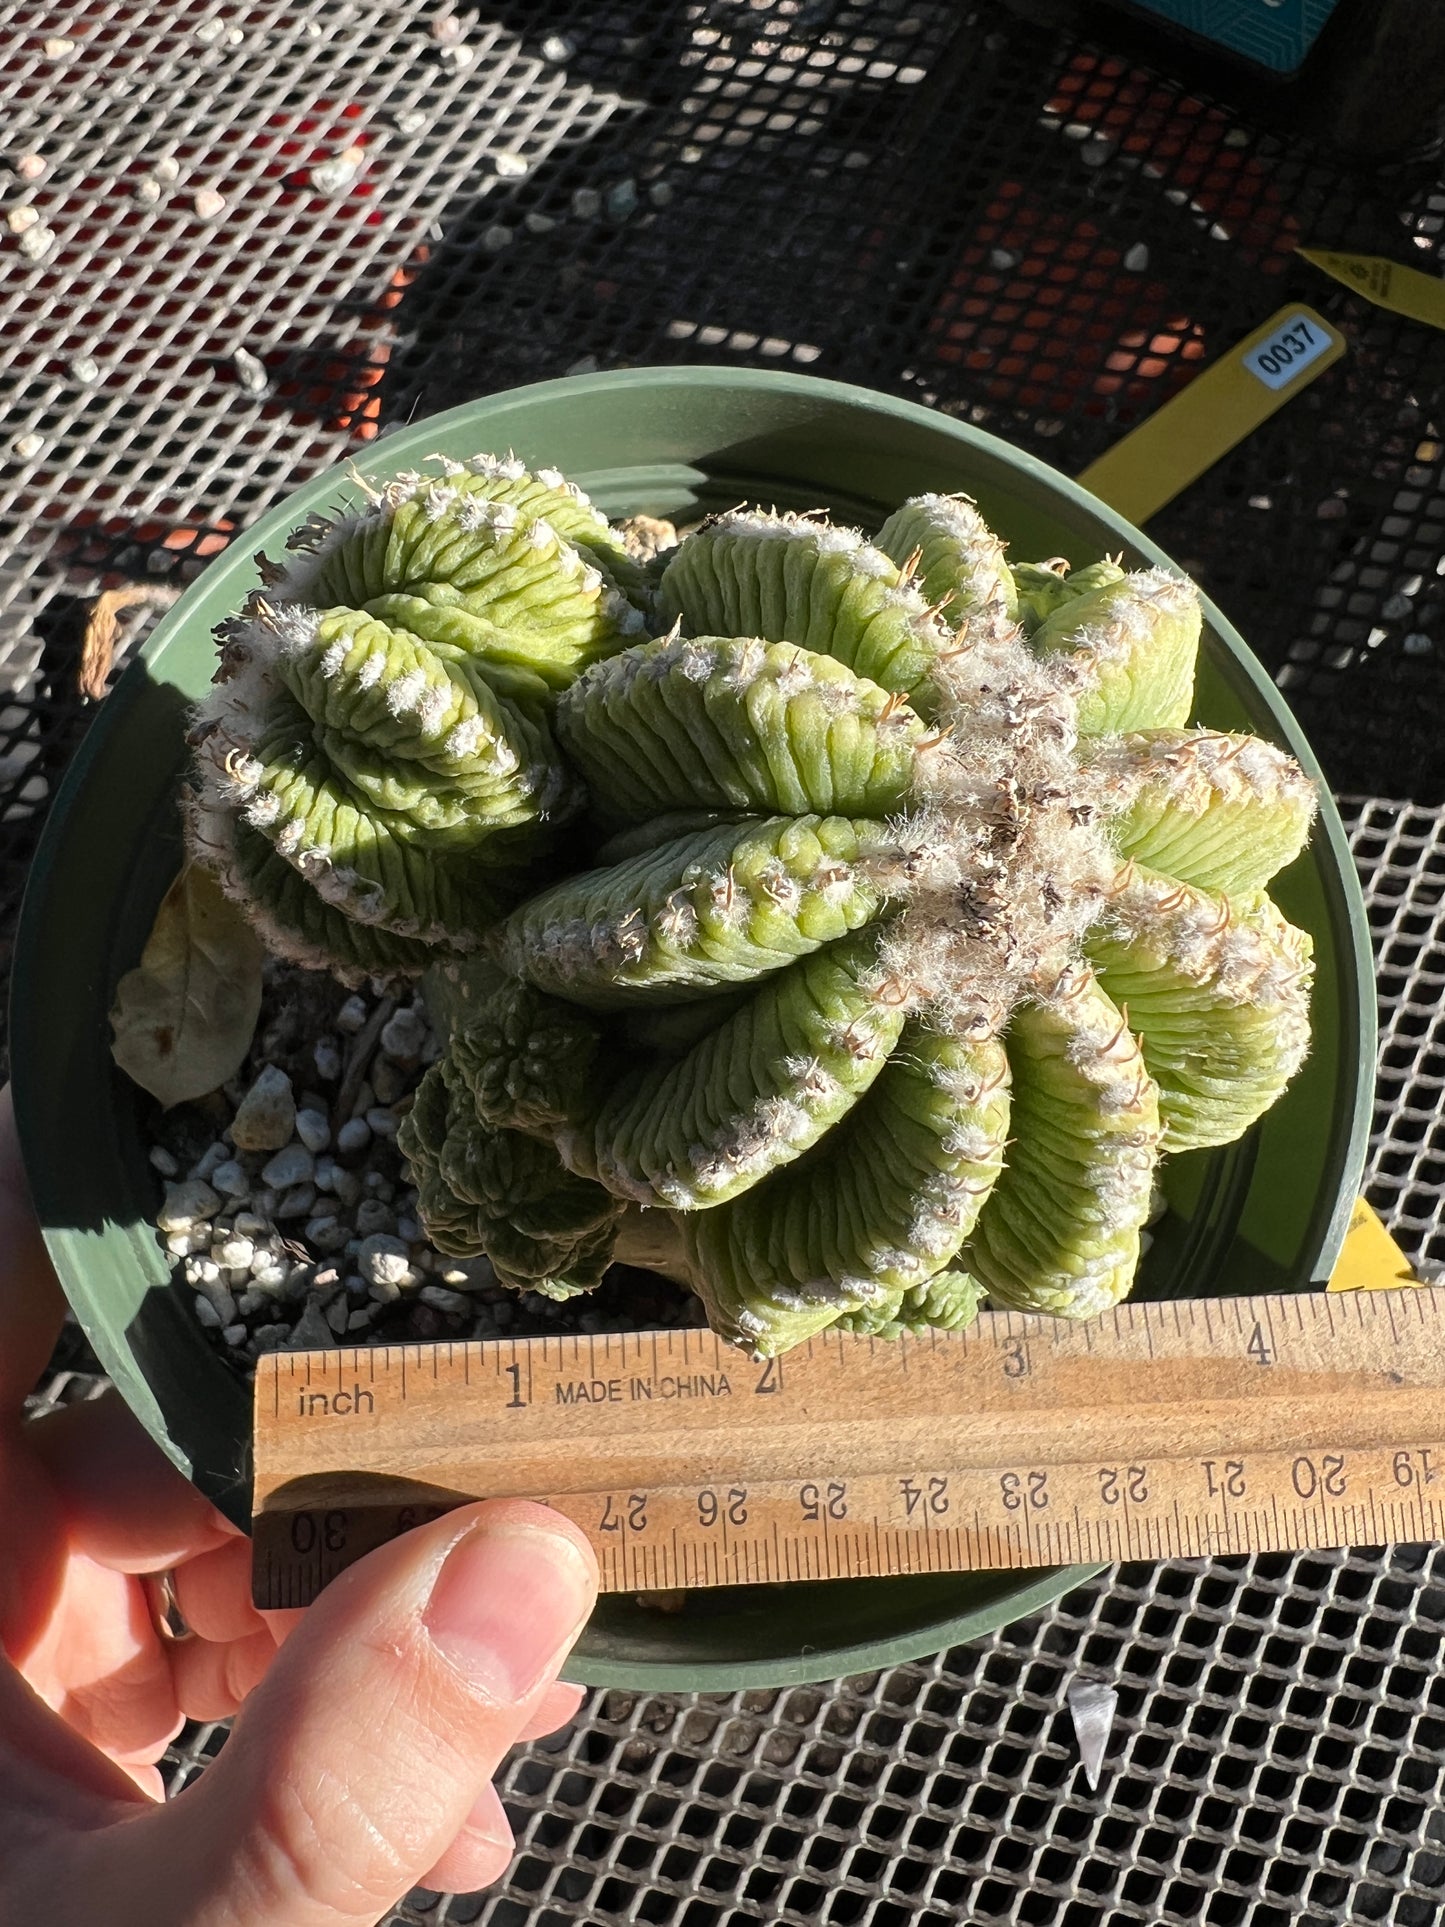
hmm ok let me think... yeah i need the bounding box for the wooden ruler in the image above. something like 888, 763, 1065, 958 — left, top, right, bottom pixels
252, 1286, 1445, 1608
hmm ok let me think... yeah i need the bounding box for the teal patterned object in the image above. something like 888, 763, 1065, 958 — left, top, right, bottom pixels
197, 457, 1319, 1350
1125, 0, 1343, 75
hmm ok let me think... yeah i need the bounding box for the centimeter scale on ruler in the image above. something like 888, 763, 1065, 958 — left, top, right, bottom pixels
252, 1285, 1445, 1609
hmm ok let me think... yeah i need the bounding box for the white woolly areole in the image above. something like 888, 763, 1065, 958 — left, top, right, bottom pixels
1103, 868, 1313, 1011
1088, 727, 1318, 823
386, 668, 427, 717
851, 601, 1119, 1035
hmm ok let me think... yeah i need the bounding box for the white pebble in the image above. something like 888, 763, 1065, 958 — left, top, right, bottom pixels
236, 1289, 267, 1316
184, 1256, 221, 1287
313, 1037, 343, 1081
165, 1229, 204, 1257
337, 1117, 371, 1155
17, 223, 55, 268
441, 1258, 494, 1290
295, 1108, 330, 1154
275, 1183, 317, 1220
311, 155, 360, 195
284, 1301, 337, 1350
366, 1107, 400, 1139
494, 151, 528, 177
211, 1159, 249, 1198
336, 995, 369, 1032
188, 1141, 229, 1182
204, 1286, 239, 1326
148, 1146, 180, 1177
332, 1168, 363, 1207
482, 223, 513, 251
368, 1279, 402, 1305
305, 1216, 350, 1253
420, 1285, 470, 1314
371, 1058, 410, 1105
222, 1324, 248, 1347
251, 1264, 288, 1294
380, 1008, 427, 1061
358, 1234, 418, 1290
194, 1297, 222, 1330
158, 1179, 221, 1231
235, 1211, 270, 1238
215, 1236, 255, 1271
571, 186, 601, 220
232, 1066, 297, 1152
261, 1144, 315, 1189
542, 32, 574, 61
1123, 242, 1149, 272
355, 1199, 395, 1237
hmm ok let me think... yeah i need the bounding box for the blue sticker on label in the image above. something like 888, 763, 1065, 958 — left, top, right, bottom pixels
1244, 312, 1334, 389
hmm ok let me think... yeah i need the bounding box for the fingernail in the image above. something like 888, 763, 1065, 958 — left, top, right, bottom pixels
424, 1519, 593, 1702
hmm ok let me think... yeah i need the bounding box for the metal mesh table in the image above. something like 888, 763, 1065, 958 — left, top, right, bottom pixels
8, 3, 1445, 1921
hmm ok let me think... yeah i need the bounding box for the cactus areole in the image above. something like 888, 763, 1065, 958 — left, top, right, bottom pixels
188, 457, 1318, 1357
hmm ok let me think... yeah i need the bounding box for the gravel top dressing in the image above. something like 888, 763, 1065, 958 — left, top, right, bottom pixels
146, 961, 708, 1371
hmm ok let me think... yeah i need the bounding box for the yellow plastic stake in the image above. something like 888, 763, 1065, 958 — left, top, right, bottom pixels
1326, 1197, 1419, 1293
1297, 249, 1445, 332
1076, 303, 1346, 528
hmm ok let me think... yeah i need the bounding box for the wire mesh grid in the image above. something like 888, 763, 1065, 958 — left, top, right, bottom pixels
7, 1, 1445, 1921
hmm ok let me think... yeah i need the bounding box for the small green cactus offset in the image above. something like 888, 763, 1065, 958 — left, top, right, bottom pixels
191, 457, 1317, 1356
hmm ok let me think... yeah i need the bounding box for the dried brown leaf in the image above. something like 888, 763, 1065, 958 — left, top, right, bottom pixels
79, 584, 180, 700
109, 865, 264, 1107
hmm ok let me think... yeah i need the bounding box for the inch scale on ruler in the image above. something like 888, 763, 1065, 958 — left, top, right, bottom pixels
252, 1286, 1445, 1609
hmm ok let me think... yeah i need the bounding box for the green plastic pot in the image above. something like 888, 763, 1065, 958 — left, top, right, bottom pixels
11, 368, 1374, 1691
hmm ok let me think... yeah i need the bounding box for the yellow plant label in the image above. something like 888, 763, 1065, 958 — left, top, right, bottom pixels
1076, 303, 1346, 528
1298, 249, 1445, 332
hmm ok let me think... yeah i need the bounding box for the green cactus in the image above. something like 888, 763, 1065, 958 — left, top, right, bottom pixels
1011, 556, 1126, 633
401, 1060, 625, 1296
195, 456, 1318, 1354
1085, 728, 1317, 894
186, 458, 651, 982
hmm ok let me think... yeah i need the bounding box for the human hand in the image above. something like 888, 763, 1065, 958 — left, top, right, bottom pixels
0, 1086, 599, 1923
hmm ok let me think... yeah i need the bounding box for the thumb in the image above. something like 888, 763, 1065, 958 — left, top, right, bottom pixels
154, 1499, 597, 1924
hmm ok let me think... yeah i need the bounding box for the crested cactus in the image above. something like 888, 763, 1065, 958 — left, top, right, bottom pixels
192, 454, 1318, 1356
185, 457, 650, 982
